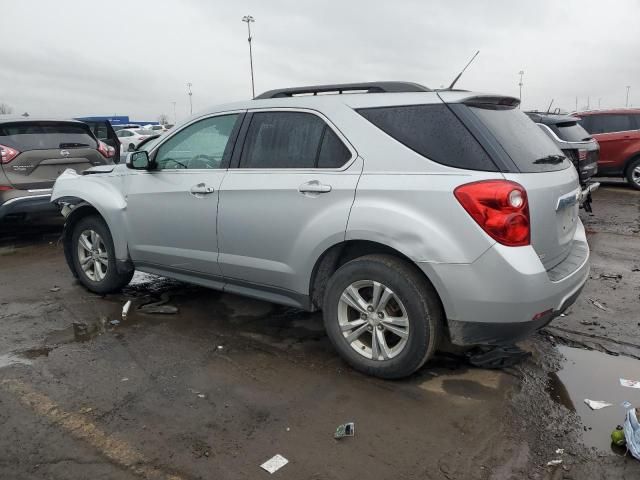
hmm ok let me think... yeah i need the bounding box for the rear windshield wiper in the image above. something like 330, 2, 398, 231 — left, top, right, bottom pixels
533, 154, 565, 165
59, 142, 90, 148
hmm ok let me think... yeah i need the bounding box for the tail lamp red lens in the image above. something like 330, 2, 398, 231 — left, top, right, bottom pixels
0, 144, 20, 164
578, 149, 587, 161
97, 140, 115, 158
454, 180, 530, 247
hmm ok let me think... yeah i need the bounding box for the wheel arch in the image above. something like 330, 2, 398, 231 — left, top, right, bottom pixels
309, 239, 448, 318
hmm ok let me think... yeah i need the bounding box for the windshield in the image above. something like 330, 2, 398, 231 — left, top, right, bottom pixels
470, 106, 570, 173
138, 135, 162, 152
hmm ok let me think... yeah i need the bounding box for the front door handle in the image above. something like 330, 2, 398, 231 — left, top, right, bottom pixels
299, 180, 332, 194
190, 183, 215, 195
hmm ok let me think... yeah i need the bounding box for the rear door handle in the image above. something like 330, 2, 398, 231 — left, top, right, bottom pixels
299, 180, 332, 194
190, 183, 215, 195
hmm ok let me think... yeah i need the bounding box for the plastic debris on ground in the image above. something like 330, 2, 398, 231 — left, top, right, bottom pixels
260, 454, 288, 474
584, 399, 613, 410
620, 378, 640, 389
122, 300, 132, 320
110, 320, 120, 326
334, 422, 355, 439
611, 425, 626, 446
555, 448, 564, 455
622, 401, 633, 409
589, 298, 608, 311
49, 286, 60, 292
623, 408, 640, 461
121, 377, 129, 382
546, 459, 562, 466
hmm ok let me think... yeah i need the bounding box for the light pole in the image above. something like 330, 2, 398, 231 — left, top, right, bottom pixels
187, 83, 193, 115
518, 70, 524, 108
626, 86, 631, 107
242, 15, 256, 98
171, 102, 177, 123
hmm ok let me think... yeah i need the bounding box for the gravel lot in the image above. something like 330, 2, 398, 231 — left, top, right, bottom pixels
1, 182, 639, 480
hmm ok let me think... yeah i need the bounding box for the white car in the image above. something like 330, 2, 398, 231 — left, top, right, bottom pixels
143, 124, 168, 134
116, 129, 155, 152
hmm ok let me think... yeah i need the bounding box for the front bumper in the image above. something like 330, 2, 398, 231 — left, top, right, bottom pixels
0, 191, 57, 220
419, 222, 590, 346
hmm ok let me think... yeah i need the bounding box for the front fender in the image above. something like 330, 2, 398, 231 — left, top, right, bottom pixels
52, 169, 129, 261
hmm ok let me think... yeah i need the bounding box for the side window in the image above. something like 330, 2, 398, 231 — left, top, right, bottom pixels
587, 114, 632, 134
358, 104, 497, 171
154, 114, 239, 170
317, 128, 351, 168
240, 111, 349, 168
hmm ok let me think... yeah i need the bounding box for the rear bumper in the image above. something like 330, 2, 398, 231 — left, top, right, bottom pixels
420, 221, 590, 346
0, 191, 57, 220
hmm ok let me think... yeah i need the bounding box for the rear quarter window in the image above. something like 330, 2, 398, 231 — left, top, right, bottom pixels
357, 104, 498, 171
0, 122, 97, 151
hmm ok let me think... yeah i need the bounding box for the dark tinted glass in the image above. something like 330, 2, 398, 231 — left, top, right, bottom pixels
317, 128, 351, 168
470, 106, 569, 172
551, 121, 591, 142
240, 112, 325, 168
582, 114, 633, 134
357, 104, 497, 171
0, 122, 97, 150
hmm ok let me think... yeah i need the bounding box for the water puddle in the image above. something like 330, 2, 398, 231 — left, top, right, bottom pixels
549, 345, 640, 452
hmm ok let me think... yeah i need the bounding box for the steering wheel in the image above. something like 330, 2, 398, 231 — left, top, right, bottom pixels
188, 154, 218, 169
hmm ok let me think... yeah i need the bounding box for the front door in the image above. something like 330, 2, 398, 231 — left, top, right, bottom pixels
217, 110, 361, 299
124, 113, 242, 279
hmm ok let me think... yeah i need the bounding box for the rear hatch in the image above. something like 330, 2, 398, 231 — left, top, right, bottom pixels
0, 121, 108, 190
460, 100, 580, 270
550, 120, 599, 183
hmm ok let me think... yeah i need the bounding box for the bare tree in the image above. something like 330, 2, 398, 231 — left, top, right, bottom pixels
0, 103, 13, 115
158, 113, 169, 125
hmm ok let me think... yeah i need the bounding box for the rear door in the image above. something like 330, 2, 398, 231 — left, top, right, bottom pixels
217, 110, 360, 297
579, 114, 634, 172
467, 104, 580, 270
0, 121, 107, 190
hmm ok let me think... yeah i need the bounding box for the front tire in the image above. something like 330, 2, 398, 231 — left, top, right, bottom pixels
626, 157, 640, 190
322, 254, 442, 379
71, 215, 133, 294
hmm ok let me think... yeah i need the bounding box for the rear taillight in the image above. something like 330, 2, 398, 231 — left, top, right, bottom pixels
578, 149, 587, 161
0, 143, 20, 164
454, 180, 530, 247
97, 141, 115, 159
0, 185, 13, 191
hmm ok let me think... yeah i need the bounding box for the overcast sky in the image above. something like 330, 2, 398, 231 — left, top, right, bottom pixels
1, 0, 639, 122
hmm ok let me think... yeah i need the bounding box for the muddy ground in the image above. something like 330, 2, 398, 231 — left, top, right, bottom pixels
0, 182, 639, 480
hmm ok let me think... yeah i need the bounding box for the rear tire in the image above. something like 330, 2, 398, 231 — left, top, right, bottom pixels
322, 254, 442, 379
71, 215, 133, 294
625, 156, 640, 190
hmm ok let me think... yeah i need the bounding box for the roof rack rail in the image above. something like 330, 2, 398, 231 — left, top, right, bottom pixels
254, 81, 431, 99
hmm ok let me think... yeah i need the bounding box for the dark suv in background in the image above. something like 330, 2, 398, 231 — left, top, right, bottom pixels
573, 108, 640, 189
0, 118, 116, 221
526, 111, 599, 210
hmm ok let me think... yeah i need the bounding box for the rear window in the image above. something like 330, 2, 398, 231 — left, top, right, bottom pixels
135, 129, 154, 135
357, 104, 497, 171
0, 122, 97, 151
578, 114, 635, 134
469, 106, 569, 172
551, 121, 591, 142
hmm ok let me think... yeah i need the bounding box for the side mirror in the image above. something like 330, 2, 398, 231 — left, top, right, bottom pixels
126, 151, 150, 170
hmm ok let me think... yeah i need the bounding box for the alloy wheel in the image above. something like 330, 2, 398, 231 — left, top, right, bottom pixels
337, 280, 410, 361
77, 229, 108, 281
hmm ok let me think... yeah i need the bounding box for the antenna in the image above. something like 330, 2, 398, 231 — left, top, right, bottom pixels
448, 50, 480, 90
546, 99, 554, 113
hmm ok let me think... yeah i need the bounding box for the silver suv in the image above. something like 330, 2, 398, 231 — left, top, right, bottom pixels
51, 82, 590, 378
